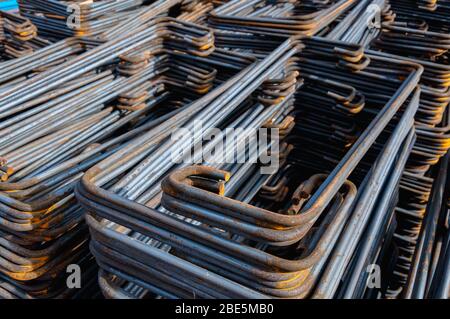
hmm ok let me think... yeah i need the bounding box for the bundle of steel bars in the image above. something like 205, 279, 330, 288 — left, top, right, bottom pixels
0, 0, 448, 299
17, 0, 168, 40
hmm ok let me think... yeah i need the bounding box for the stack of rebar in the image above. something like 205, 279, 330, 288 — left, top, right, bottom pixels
0, 0, 448, 300
76, 35, 424, 298
0, 3, 224, 298
0, 11, 51, 60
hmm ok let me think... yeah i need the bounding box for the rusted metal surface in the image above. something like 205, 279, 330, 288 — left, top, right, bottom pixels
0, 0, 448, 300
0, 5, 227, 298
75, 36, 426, 298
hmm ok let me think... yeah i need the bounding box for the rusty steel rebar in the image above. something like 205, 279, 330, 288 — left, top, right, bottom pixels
0, 0, 448, 300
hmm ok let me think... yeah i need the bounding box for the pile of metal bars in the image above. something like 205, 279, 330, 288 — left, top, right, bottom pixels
0, 0, 447, 299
